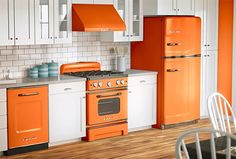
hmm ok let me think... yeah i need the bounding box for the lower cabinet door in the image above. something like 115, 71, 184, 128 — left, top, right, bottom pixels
0, 129, 7, 151
7, 86, 49, 149
128, 84, 157, 130
49, 92, 86, 144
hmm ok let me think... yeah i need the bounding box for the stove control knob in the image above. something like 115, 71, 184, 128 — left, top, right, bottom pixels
98, 82, 103, 87
121, 80, 125, 85
93, 83, 98, 87
107, 82, 112, 87
116, 80, 120, 85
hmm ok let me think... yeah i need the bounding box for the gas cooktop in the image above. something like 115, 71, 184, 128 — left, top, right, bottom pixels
65, 70, 127, 80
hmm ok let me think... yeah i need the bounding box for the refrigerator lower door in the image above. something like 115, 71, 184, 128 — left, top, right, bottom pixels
163, 57, 200, 125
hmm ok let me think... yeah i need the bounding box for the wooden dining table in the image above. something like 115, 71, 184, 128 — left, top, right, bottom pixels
186, 135, 236, 159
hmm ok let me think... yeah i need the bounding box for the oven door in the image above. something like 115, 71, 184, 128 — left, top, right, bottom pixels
87, 88, 127, 126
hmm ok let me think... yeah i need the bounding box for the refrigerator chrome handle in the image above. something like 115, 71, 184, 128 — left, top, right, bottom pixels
167, 43, 179, 46
166, 69, 179, 72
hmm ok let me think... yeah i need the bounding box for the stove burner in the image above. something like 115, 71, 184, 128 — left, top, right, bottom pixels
65, 70, 126, 79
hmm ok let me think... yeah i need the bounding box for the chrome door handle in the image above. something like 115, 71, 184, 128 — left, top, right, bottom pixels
96, 92, 122, 98
64, 88, 72, 91
18, 92, 39, 97
167, 43, 179, 46
167, 69, 179, 72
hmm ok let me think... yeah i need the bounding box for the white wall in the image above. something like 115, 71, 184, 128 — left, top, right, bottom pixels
0, 32, 130, 79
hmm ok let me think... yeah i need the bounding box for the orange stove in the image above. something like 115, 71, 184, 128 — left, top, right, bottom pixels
61, 62, 128, 141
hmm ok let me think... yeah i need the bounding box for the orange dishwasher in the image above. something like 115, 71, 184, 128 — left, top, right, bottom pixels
6, 86, 48, 155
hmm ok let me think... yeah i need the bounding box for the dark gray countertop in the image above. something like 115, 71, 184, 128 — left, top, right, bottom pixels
0, 75, 86, 89
124, 69, 158, 77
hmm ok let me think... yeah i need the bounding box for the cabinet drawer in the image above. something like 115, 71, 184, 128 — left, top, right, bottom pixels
0, 102, 7, 115
49, 82, 86, 94
0, 129, 7, 151
128, 75, 157, 86
0, 115, 7, 129
0, 89, 6, 102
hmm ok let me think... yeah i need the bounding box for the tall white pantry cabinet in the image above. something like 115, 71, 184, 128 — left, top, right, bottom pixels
195, 0, 219, 118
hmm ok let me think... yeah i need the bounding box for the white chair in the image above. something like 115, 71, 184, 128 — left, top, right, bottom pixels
207, 92, 236, 135
176, 128, 236, 159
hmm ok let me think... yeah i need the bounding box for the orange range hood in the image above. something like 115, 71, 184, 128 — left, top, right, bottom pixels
72, 4, 126, 32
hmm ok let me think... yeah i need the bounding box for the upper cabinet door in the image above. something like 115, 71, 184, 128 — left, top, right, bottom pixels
14, 0, 35, 45
54, 0, 72, 44
94, 0, 114, 4
0, 0, 14, 46
177, 0, 194, 15
157, 0, 177, 15
205, 0, 219, 51
35, 0, 54, 44
129, 0, 143, 41
113, 0, 130, 41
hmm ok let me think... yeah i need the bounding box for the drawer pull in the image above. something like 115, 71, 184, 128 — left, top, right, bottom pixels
140, 80, 146, 83
18, 92, 39, 97
64, 88, 72, 91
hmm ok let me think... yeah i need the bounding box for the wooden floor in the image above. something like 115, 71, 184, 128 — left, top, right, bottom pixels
1, 120, 211, 159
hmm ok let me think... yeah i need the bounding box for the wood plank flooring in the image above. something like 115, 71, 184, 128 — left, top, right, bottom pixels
0, 120, 211, 159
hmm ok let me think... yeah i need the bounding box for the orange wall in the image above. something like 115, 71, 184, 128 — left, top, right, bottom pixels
218, 0, 234, 103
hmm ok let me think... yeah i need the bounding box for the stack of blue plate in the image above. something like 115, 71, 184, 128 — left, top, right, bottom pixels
29, 67, 38, 79
47, 61, 59, 77
38, 64, 49, 78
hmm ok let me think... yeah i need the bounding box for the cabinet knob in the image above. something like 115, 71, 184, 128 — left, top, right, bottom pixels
126, 35, 129, 37
15, 38, 18, 40
208, 44, 210, 46
174, 9, 176, 11
177, 9, 180, 11
10, 38, 13, 40
50, 37, 53, 39
55, 37, 58, 39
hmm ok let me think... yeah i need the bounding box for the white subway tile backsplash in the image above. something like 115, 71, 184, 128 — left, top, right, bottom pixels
0, 32, 130, 78
1, 50, 13, 55
1, 61, 13, 67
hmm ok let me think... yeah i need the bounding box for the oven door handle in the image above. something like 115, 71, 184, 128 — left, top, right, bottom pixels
96, 92, 122, 98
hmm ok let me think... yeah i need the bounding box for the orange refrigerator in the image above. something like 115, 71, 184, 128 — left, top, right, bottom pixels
131, 16, 201, 129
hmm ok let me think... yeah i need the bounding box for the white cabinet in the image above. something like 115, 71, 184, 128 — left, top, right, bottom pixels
49, 82, 86, 145
0, 0, 34, 46
35, 0, 72, 44
0, 89, 7, 151
195, 0, 219, 51
195, 0, 219, 118
200, 51, 218, 118
0, 0, 14, 46
101, 0, 143, 42
128, 75, 157, 131
143, 0, 194, 16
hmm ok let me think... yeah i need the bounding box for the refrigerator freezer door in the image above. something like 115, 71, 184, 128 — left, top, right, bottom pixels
163, 57, 200, 124
164, 17, 201, 57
